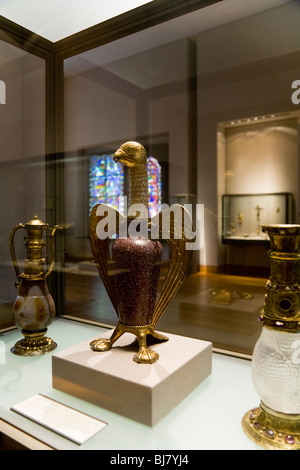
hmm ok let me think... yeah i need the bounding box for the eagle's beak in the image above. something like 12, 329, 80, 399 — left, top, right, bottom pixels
113, 148, 124, 162
113, 147, 135, 166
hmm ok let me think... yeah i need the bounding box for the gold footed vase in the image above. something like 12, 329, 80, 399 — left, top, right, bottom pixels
242, 224, 300, 450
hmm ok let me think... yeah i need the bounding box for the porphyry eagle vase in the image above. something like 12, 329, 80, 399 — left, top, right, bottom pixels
89, 141, 193, 364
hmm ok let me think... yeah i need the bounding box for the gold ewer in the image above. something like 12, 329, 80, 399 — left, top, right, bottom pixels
9, 215, 60, 356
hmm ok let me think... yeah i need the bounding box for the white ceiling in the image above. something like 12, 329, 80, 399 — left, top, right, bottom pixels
63, 0, 298, 84
0, 0, 294, 43
0, 0, 298, 86
0, 0, 154, 42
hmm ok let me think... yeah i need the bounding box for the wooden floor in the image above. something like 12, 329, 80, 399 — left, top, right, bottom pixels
64, 264, 267, 357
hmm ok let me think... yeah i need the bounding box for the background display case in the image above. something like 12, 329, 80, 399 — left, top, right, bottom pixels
222, 193, 294, 244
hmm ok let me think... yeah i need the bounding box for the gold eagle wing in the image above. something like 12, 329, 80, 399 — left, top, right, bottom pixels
150, 204, 194, 327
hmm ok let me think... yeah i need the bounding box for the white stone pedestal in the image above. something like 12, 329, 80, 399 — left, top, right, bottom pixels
52, 330, 212, 426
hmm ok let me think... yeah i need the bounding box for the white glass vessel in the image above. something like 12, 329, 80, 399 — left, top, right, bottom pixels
252, 327, 300, 414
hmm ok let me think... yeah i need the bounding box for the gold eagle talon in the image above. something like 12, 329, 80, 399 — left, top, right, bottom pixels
133, 347, 159, 364
90, 338, 113, 351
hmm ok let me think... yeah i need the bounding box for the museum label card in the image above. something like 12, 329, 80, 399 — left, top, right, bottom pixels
11, 394, 107, 445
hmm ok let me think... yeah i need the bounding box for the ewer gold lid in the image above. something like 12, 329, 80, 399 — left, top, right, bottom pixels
25, 215, 47, 227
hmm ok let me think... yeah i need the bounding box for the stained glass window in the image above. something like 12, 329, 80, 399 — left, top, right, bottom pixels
147, 157, 162, 217
89, 154, 124, 213
89, 153, 162, 217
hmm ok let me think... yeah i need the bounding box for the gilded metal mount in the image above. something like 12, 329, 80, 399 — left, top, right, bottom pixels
90, 322, 168, 364
10, 328, 57, 356
9, 215, 59, 282
9, 215, 60, 356
242, 402, 300, 450
259, 225, 300, 332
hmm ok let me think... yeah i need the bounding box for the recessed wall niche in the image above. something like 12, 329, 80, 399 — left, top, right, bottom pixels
218, 113, 300, 276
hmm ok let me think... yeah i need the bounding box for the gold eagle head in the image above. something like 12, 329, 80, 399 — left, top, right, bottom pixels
113, 141, 147, 168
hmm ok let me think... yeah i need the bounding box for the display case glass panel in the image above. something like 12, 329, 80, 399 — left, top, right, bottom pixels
89, 154, 125, 213
60, 2, 300, 357
88, 153, 162, 217
147, 157, 162, 217
1, 2, 300, 359
0, 39, 46, 331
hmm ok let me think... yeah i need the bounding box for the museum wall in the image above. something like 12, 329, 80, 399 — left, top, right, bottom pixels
0, 42, 46, 303
196, 3, 300, 271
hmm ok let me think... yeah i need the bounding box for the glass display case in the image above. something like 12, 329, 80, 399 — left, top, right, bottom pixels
1, 0, 300, 358
222, 193, 294, 244
2, 1, 300, 453
0, 35, 48, 331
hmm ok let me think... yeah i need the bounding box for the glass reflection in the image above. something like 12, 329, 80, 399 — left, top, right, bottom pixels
62, 2, 300, 356
89, 154, 124, 213
0, 40, 46, 330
